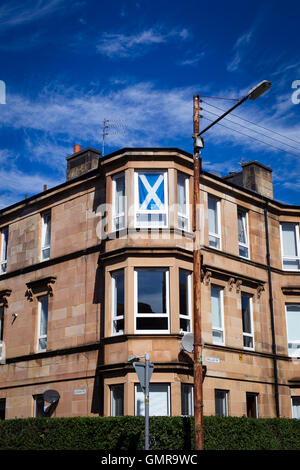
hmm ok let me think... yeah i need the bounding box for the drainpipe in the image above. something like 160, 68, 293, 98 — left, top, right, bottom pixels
264, 201, 280, 417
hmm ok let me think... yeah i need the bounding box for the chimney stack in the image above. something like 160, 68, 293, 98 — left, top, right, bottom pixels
66, 145, 100, 180
224, 161, 273, 199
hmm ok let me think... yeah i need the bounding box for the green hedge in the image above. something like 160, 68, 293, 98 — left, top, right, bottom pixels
0, 416, 300, 450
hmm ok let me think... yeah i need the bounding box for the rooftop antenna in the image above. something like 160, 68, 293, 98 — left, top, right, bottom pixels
102, 119, 127, 157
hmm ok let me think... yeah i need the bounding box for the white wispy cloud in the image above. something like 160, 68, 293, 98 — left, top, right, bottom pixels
178, 51, 205, 67
96, 27, 190, 58
0, 0, 69, 29
227, 29, 253, 72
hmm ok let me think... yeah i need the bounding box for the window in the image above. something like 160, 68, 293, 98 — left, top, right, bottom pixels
37, 295, 49, 351
177, 172, 189, 230
111, 270, 125, 336
135, 171, 168, 228
110, 384, 124, 416
135, 268, 169, 333
208, 195, 221, 249
211, 285, 225, 345
238, 209, 249, 258
215, 389, 228, 416
112, 173, 126, 231
181, 383, 193, 416
33, 394, 45, 417
135, 384, 170, 416
179, 269, 192, 333
0, 227, 8, 274
246, 393, 258, 418
241, 293, 254, 350
280, 223, 300, 270
41, 212, 51, 261
0, 306, 4, 361
0, 398, 5, 420
285, 304, 300, 357
292, 396, 300, 419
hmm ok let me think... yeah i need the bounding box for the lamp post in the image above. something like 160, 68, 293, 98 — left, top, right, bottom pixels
192, 80, 271, 451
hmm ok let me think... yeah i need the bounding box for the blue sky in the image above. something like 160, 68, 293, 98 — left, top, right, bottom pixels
0, 0, 300, 207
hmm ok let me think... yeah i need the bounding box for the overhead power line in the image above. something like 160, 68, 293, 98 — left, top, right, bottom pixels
202, 107, 300, 153
200, 115, 300, 160
201, 99, 300, 147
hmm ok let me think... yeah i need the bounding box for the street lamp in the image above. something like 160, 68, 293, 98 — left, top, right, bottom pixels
192, 80, 271, 451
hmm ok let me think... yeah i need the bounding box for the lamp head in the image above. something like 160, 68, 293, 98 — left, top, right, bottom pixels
247, 80, 271, 101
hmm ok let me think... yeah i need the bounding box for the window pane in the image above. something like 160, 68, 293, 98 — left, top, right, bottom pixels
138, 173, 165, 210
242, 295, 252, 334
208, 196, 218, 235
178, 173, 187, 214
282, 224, 297, 257
209, 235, 220, 249
215, 390, 227, 416
238, 211, 247, 245
42, 213, 51, 247
286, 305, 300, 342
243, 335, 253, 349
239, 245, 249, 258
135, 384, 169, 416
181, 384, 193, 416
211, 286, 222, 329
136, 317, 168, 330
283, 259, 300, 270
39, 296, 48, 336
0, 307, 4, 342
0, 398, 5, 420
113, 271, 124, 317
292, 397, 300, 419
137, 270, 166, 314
179, 270, 188, 316
212, 330, 223, 343
111, 385, 124, 416
246, 393, 258, 418
1, 228, 8, 262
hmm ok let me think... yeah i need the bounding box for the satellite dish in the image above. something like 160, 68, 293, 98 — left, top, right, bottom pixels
181, 333, 194, 353
43, 389, 60, 404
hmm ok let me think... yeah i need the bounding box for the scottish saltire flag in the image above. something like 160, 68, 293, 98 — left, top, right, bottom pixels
138, 173, 165, 211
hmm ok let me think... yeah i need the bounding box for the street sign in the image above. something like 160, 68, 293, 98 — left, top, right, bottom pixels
133, 361, 154, 392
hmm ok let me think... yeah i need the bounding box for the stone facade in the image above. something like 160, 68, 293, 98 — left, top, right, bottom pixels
0, 147, 299, 419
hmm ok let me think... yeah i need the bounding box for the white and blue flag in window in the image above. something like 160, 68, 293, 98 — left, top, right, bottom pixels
136, 172, 167, 227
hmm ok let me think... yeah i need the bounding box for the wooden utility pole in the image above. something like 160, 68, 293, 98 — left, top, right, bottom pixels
193, 94, 204, 450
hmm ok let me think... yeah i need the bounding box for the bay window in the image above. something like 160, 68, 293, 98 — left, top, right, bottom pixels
135, 171, 168, 228
111, 270, 125, 336
177, 172, 189, 230
135, 268, 169, 333
112, 173, 126, 231
135, 383, 170, 416
280, 223, 300, 270
208, 195, 221, 249
179, 269, 192, 333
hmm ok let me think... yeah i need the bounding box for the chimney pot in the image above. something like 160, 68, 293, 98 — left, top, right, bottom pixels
74, 144, 81, 153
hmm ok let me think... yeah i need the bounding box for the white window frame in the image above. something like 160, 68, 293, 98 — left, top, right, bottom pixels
285, 303, 300, 358
208, 195, 221, 250
177, 172, 190, 231
238, 208, 250, 259
112, 172, 126, 232
241, 293, 255, 351
179, 269, 192, 333
291, 396, 300, 419
135, 383, 171, 416
110, 384, 124, 417
37, 295, 49, 352
0, 227, 8, 274
134, 268, 170, 334
134, 170, 168, 228
111, 270, 125, 336
211, 285, 225, 346
280, 223, 300, 271
41, 211, 51, 261
215, 389, 228, 417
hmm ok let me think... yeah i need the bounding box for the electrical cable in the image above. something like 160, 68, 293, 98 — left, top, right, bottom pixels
200, 115, 300, 159
201, 99, 300, 146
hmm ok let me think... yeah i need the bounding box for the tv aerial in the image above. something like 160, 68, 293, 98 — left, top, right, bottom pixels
102, 118, 127, 157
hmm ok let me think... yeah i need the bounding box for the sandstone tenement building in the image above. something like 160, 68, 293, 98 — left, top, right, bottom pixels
0, 146, 299, 419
